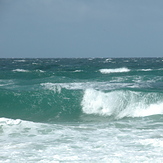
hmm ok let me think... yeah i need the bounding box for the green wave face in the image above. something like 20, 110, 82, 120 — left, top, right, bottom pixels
0, 88, 83, 122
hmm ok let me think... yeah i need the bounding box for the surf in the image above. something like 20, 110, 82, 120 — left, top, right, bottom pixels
81, 88, 163, 119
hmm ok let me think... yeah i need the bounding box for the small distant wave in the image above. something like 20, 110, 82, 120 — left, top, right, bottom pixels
32, 62, 39, 65
0, 80, 14, 87
14, 59, 26, 62
103, 58, 113, 63
99, 67, 130, 74
138, 68, 163, 72
136, 69, 153, 72
12, 69, 45, 73
36, 69, 45, 73
81, 89, 163, 119
12, 69, 29, 72
158, 68, 163, 71
140, 69, 152, 72
73, 70, 83, 72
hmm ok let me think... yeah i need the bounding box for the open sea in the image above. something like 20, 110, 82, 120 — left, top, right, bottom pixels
0, 58, 163, 163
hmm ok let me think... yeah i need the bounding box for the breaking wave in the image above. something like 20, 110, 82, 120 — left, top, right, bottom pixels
99, 67, 130, 74
1, 82, 163, 122
12, 69, 29, 72
81, 89, 163, 119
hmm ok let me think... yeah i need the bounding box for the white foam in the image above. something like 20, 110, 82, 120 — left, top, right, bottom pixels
140, 69, 152, 72
12, 69, 29, 72
32, 62, 39, 65
0, 118, 52, 138
104, 58, 113, 63
41, 82, 138, 92
134, 102, 163, 117
0, 117, 39, 127
105, 58, 112, 61
0, 118, 162, 162
36, 70, 45, 73
81, 89, 163, 118
14, 59, 26, 62
0, 80, 15, 87
41, 82, 88, 92
139, 139, 163, 148
99, 67, 130, 74
41, 83, 62, 93
73, 70, 83, 72
81, 89, 118, 116
0, 118, 35, 136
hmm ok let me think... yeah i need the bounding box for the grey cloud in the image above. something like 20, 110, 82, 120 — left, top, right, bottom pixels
1, 0, 163, 58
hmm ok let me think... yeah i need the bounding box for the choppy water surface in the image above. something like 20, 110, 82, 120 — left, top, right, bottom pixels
0, 58, 163, 162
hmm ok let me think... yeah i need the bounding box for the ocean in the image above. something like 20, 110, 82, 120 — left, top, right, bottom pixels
0, 58, 163, 162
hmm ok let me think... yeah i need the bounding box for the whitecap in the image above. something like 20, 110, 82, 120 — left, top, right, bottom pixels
12, 69, 29, 72
36, 70, 45, 73
73, 70, 83, 72
99, 67, 130, 74
140, 69, 152, 72
14, 59, 26, 62
81, 89, 163, 119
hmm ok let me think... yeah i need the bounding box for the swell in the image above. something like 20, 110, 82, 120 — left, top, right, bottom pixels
1, 85, 163, 123
0, 88, 82, 122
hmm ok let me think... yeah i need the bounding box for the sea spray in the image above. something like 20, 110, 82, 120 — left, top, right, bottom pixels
81, 88, 163, 119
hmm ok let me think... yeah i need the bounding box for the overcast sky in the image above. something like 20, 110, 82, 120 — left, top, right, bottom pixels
1, 0, 163, 58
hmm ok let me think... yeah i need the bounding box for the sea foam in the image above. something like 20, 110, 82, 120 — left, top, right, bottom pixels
12, 69, 29, 72
41, 83, 62, 93
81, 89, 163, 119
99, 67, 130, 74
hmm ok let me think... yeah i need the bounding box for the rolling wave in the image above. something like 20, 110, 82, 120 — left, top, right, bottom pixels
1, 84, 163, 122
81, 89, 163, 119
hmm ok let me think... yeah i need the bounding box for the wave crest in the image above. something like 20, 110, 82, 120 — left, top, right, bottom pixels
81, 89, 163, 119
12, 69, 29, 72
99, 67, 130, 74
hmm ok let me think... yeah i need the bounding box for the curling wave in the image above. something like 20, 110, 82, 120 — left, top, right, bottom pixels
81, 89, 163, 119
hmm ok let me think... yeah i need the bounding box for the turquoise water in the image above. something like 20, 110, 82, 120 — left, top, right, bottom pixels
0, 58, 163, 162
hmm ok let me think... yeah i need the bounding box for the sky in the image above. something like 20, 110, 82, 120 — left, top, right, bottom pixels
0, 0, 163, 58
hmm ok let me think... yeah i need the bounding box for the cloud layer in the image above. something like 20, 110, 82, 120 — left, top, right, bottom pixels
1, 0, 163, 58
